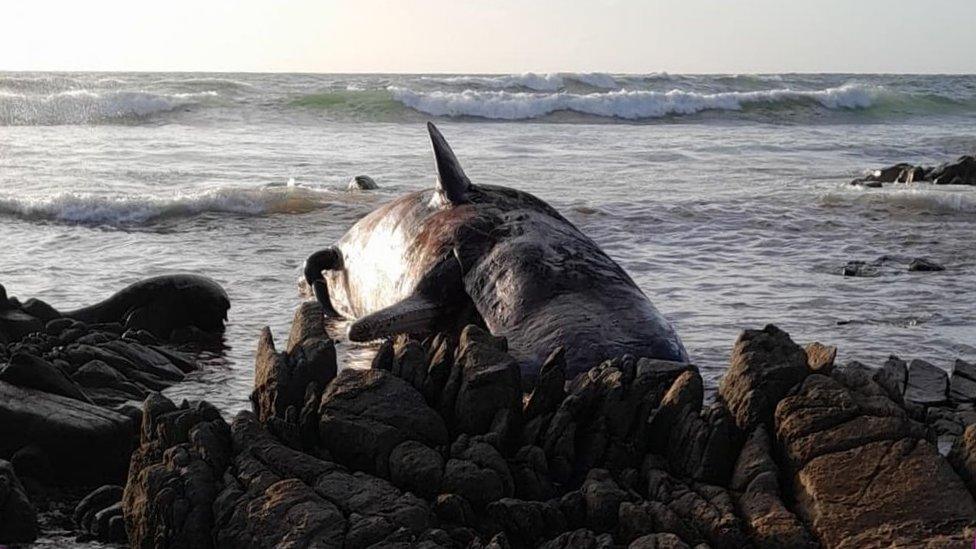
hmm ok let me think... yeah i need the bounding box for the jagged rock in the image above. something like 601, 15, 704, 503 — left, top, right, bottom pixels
540, 357, 691, 485
63, 343, 170, 391
0, 381, 135, 485
775, 372, 976, 547
487, 498, 567, 548
0, 352, 92, 402
389, 440, 444, 499
581, 468, 632, 533
421, 333, 454, 406
719, 324, 809, 432
509, 445, 554, 501
639, 457, 748, 548
124, 395, 231, 549
523, 347, 567, 421
318, 368, 448, 477
873, 355, 908, 403
393, 336, 428, 392
930, 155, 976, 185
904, 359, 948, 405
648, 369, 741, 485
442, 434, 514, 507
804, 342, 836, 374
252, 305, 337, 426
0, 459, 38, 543
538, 528, 614, 549
628, 533, 690, 549
908, 258, 945, 272
434, 493, 477, 526
951, 359, 976, 403
445, 325, 522, 438
730, 427, 815, 548
949, 423, 976, 495
99, 339, 185, 382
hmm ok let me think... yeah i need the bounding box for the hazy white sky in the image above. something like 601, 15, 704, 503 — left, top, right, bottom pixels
4, 0, 975, 73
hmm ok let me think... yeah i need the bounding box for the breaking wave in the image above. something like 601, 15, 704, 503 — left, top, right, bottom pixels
389, 83, 884, 120
0, 89, 218, 125
821, 185, 976, 215
422, 72, 621, 91
0, 185, 338, 226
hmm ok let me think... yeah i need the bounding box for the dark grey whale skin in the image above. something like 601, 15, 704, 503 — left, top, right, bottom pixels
64, 274, 229, 338
309, 124, 688, 380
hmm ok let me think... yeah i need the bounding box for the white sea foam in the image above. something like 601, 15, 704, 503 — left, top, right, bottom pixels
570, 72, 619, 89
823, 185, 976, 214
389, 83, 881, 120
423, 73, 566, 91
0, 186, 334, 226
0, 89, 217, 125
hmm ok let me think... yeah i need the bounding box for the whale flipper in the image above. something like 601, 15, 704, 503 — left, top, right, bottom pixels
428, 122, 470, 204
347, 252, 466, 341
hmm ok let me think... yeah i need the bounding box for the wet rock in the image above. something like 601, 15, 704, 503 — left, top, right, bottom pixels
841, 260, 880, 277
804, 341, 836, 374
0, 381, 135, 485
951, 359, 976, 403
389, 440, 444, 499
442, 434, 514, 507
775, 372, 976, 547
75, 484, 124, 534
523, 347, 567, 421
318, 368, 448, 477
930, 155, 976, 185
908, 257, 945, 272
348, 174, 379, 190
0, 352, 92, 403
487, 498, 567, 548
904, 358, 948, 405
719, 324, 809, 432
872, 355, 908, 403
730, 427, 815, 548
393, 336, 428, 391
0, 459, 38, 544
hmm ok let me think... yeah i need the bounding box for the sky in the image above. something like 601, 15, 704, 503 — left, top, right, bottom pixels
3, 0, 975, 74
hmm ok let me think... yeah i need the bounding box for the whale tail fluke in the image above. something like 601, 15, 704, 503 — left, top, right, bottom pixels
427, 122, 471, 204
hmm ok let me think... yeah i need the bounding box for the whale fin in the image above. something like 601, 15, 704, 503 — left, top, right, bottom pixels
428, 122, 470, 204
347, 251, 466, 341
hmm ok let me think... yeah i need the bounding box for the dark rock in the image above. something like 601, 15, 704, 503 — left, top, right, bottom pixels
509, 445, 554, 501
908, 258, 945, 272
951, 359, 976, 403
873, 355, 908, 403
0, 459, 38, 543
581, 468, 631, 532
448, 325, 522, 437
538, 528, 614, 549
804, 341, 836, 374
487, 498, 567, 548
730, 427, 816, 548
523, 347, 566, 421
0, 308, 43, 340
719, 324, 809, 432
441, 434, 514, 507
20, 297, 61, 322
11, 444, 54, 484
348, 175, 379, 190
930, 155, 976, 185
0, 381, 135, 485
904, 359, 948, 405
75, 484, 124, 533
434, 493, 476, 526
775, 373, 975, 547
318, 368, 448, 477
628, 533, 690, 549
0, 352, 92, 403
842, 260, 880, 277
393, 336, 428, 391
99, 339, 185, 381
389, 440, 444, 499
949, 423, 976, 495
44, 317, 74, 336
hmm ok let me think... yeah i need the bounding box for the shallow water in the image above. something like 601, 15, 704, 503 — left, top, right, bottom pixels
1, 72, 975, 414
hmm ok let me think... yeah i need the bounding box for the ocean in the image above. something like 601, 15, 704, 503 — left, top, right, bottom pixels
1, 71, 974, 414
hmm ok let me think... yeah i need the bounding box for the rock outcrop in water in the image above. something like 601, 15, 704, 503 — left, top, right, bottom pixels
0, 276, 228, 545
110, 304, 976, 548
850, 154, 976, 187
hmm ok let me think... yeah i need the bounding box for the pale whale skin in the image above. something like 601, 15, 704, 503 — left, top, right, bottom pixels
307, 124, 687, 379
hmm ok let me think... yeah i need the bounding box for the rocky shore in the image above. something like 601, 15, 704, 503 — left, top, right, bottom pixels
3, 284, 976, 547
850, 154, 976, 187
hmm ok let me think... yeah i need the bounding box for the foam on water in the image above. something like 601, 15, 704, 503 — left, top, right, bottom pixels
389, 83, 881, 120
0, 185, 338, 226
423, 72, 566, 91
822, 184, 976, 215
0, 89, 218, 125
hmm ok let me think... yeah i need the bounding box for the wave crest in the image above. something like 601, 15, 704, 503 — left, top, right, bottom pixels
389, 83, 881, 120
0, 89, 217, 125
0, 186, 336, 226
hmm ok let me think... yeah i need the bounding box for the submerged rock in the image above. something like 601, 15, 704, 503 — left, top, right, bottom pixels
348, 175, 379, 190
851, 155, 976, 187
908, 257, 945, 272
